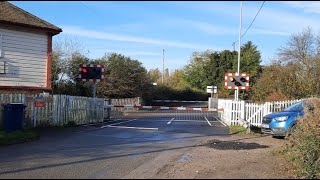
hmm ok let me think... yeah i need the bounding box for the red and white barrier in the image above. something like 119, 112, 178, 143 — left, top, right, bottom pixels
104, 105, 223, 112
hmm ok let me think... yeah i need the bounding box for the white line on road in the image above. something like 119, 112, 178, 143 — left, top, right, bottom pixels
101, 119, 137, 128
204, 117, 212, 126
107, 125, 158, 130
167, 118, 175, 125
172, 120, 208, 123
213, 116, 227, 127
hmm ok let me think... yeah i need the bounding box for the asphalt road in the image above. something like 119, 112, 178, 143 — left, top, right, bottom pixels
0, 110, 228, 179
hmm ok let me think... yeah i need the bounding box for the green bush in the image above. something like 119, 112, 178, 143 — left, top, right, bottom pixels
143, 84, 208, 105
285, 98, 320, 179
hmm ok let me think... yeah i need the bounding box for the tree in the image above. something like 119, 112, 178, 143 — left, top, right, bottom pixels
236, 41, 262, 84
183, 50, 236, 96
97, 53, 151, 98
51, 37, 90, 95
148, 68, 162, 83
167, 69, 188, 88
277, 27, 318, 96
234, 41, 263, 99
252, 27, 320, 101
183, 50, 214, 90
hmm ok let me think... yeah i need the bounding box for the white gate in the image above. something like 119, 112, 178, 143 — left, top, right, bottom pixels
217, 99, 301, 127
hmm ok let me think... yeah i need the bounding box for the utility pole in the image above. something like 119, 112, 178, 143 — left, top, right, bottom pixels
232, 42, 235, 51
235, 1, 242, 101
162, 49, 164, 83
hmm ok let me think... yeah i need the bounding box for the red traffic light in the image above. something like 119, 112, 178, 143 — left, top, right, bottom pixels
82, 68, 88, 73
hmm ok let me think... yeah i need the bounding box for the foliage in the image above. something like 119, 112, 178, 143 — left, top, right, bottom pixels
97, 53, 152, 98
143, 84, 208, 105
183, 42, 262, 100
166, 69, 189, 88
265, 90, 290, 102
51, 38, 151, 98
51, 37, 92, 96
148, 68, 162, 83
233, 41, 262, 84
252, 27, 320, 101
285, 98, 320, 179
184, 51, 212, 89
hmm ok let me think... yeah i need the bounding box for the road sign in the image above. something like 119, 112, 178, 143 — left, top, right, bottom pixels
34, 97, 45, 107
207, 86, 217, 94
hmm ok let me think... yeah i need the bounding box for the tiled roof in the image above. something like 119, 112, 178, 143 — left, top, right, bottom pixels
0, 1, 62, 34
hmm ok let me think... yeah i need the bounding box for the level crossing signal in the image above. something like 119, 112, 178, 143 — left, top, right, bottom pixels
79, 64, 105, 82
224, 73, 250, 90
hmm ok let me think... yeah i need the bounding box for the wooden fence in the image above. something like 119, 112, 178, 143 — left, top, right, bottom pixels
109, 97, 141, 106
0, 94, 105, 128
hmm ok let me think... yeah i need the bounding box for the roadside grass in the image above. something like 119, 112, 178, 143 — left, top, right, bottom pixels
0, 130, 39, 146
229, 125, 265, 136
229, 125, 247, 135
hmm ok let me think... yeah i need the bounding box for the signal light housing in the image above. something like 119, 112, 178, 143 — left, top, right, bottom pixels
224, 73, 250, 90
79, 64, 105, 82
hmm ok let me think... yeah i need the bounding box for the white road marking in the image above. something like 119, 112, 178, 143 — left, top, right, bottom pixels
107, 125, 158, 130
167, 118, 175, 125
213, 116, 227, 127
172, 120, 208, 123
204, 117, 212, 126
101, 119, 137, 128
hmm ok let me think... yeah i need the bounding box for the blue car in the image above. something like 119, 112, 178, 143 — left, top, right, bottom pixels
261, 101, 308, 138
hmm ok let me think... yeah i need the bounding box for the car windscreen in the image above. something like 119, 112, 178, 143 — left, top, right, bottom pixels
283, 102, 303, 112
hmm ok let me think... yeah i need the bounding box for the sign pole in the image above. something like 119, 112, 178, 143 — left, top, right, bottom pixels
93, 82, 97, 98
236, 1, 243, 101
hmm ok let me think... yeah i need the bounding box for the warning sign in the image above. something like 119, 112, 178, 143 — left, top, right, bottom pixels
34, 97, 45, 107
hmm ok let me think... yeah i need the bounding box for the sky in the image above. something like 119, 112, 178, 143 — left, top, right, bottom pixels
9, 1, 320, 72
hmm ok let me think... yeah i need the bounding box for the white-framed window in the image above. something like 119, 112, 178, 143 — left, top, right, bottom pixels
0, 61, 6, 74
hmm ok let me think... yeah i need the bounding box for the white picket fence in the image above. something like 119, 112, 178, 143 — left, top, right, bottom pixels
0, 94, 105, 128
218, 99, 301, 127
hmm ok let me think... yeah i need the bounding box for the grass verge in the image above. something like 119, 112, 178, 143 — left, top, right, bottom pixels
0, 130, 39, 146
229, 125, 247, 135
229, 125, 265, 136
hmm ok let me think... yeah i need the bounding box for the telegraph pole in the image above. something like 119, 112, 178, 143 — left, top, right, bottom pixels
235, 1, 242, 101
162, 49, 164, 83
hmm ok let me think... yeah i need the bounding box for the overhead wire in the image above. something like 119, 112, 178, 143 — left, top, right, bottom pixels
232, 1, 266, 47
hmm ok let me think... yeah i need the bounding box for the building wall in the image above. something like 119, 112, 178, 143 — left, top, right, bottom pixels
0, 27, 49, 89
